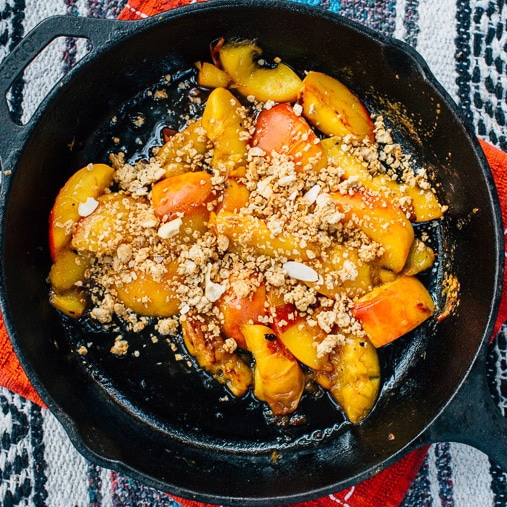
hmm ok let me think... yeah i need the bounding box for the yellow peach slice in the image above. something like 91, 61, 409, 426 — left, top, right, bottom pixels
269, 301, 330, 371
216, 39, 302, 103
115, 261, 181, 317
71, 194, 139, 255
315, 334, 380, 424
195, 61, 231, 89
155, 120, 209, 178
307, 244, 372, 299
49, 288, 87, 318
201, 87, 249, 176
212, 210, 316, 262
299, 71, 374, 141
330, 190, 414, 273
49, 248, 92, 293
241, 323, 304, 415
49, 163, 114, 260
181, 317, 253, 397
322, 139, 443, 222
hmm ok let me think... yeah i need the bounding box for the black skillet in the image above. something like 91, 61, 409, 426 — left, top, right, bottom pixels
0, 1, 505, 505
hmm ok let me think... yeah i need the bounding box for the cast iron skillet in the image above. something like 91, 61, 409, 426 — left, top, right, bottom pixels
0, 1, 505, 505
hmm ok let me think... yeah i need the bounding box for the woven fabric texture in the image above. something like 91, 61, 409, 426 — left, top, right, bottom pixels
1, 0, 507, 506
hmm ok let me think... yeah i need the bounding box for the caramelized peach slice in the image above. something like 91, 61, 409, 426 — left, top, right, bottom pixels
402, 238, 436, 276
315, 334, 380, 424
269, 301, 330, 370
299, 71, 374, 141
252, 103, 327, 171
195, 61, 231, 89
115, 261, 181, 317
330, 190, 414, 273
322, 140, 443, 222
351, 275, 435, 348
72, 194, 140, 255
212, 210, 316, 262
156, 120, 209, 178
217, 179, 250, 212
216, 279, 267, 349
181, 317, 253, 397
151, 171, 213, 220
49, 163, 114, 260
215, 38, 302, 103
201, 87, 249, 176
49, 288, 87, 318
307, 244, 372, 299
241, 323, 304, 415
49, 248, 92, 293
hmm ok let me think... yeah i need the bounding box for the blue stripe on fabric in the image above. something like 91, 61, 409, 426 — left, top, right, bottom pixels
435, 442, 454, 506
403, 0, 420, 47
112, 475, 183, 507
455, 0, 474, 129
399, 452, 432, 507
7, 0, 26, 125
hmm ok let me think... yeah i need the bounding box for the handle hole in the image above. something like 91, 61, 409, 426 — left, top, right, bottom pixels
5, 36, 91, 126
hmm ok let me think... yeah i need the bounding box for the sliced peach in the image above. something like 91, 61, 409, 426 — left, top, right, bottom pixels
49, 163, 114, 260
299, 71, 374, 141
156, 120, 209, 178
201, 87, 249, 176
212, 210, 316, 262
181, 317, 253, 397
115, 261, 181, 317
241, 323, 304, 415
402, 238, 436, 276
330, 190, 414, 273
49, 288, 87, 319
49, 248, 92, 293
307, 244, 372, 299
71, 194, 139, 255
323, 140, 443, 222
216, 279, 267, 349
315, 334, 380, 424
252, 103, 327, 171
269, 301, 330, 370
351, 275, 435, 348
217, 178, 250, 212
151, 171, 213, 220
215, 39, 302, 103
195, 61, 231, 89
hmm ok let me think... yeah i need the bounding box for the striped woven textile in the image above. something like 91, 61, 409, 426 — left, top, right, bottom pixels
1, 0, 507, 506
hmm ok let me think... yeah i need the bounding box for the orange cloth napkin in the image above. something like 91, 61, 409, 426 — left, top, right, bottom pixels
1, 1, 506, 506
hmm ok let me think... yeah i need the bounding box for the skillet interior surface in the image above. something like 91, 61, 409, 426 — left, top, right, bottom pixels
0, 1, 502, 504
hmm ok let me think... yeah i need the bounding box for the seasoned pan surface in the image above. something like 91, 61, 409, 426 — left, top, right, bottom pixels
0, 2, 503, 505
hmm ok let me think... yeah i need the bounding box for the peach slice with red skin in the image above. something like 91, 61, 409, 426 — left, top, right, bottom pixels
351, 275, 435, 348
252, 103, 327, 171
151, 170, 213, 220
49, 163, 114, 260
215, 279, 267, 349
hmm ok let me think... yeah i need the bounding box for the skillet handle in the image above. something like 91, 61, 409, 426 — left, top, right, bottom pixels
421, 344, 507, 470
0, 15, 137, 166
